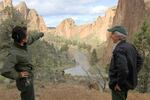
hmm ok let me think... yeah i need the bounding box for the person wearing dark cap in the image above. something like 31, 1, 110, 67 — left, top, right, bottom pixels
0, 26, 44, 100
107, 26, 143, 100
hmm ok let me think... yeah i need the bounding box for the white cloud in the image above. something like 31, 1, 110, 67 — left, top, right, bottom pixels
44, 15, 98, 27
12, 0, 108, 16
91, 6, 108, 14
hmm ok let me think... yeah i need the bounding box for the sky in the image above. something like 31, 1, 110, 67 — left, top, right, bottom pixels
1, 0, 118, 27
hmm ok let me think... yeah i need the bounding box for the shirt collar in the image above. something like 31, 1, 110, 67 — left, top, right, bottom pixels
112, 40, 121, 51
112, 40, 126, 51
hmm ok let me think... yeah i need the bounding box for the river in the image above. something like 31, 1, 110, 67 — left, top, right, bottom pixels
64, 50, 90, 76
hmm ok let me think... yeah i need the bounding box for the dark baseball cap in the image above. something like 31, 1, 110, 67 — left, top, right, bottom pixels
107, 26, 128, 35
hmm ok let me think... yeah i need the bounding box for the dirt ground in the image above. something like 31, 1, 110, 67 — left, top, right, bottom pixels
0, 83, 150, 100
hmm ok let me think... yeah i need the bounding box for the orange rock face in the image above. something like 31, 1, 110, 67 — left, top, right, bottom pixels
55, 7, 116, 41
0, 0, 48, 32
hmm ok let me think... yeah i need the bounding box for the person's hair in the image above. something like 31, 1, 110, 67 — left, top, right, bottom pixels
12, 26, 27, 43
114, 31, 127, 40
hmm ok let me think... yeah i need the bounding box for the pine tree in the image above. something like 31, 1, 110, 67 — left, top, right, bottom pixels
90, 49, 99, 65
133, 21, 150, 93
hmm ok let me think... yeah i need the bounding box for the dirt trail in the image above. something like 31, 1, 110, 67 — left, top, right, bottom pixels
0, 83, 150, 100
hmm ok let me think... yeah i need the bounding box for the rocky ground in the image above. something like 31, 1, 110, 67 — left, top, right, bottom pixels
0, 83, 150, 100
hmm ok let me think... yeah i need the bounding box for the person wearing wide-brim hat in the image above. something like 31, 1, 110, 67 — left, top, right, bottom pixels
107, 25, 143, 100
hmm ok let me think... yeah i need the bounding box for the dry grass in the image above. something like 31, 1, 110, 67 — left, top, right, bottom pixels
0, 83, 149, 100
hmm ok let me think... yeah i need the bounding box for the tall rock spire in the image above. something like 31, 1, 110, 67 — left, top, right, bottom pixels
3, 0, 12, 8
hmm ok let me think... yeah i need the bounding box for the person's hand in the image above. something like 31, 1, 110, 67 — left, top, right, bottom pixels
19, 71, 29, 78
114, 84, 121, 91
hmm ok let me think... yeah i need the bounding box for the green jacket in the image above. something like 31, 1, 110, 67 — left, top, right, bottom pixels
0, 32, 44, 80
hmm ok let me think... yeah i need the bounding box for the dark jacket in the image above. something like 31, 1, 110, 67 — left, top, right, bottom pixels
109, 40, 143, 90
0, 32, 44, 80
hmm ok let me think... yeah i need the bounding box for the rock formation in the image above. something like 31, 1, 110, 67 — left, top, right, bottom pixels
3, 0, 12, 8
0, 0, 48, 32
145, 0, 150, 20
112, 0, 145, 40
55, 7, 116, 41
56, 18, 75, 38
15, 1, 29, 19
0, 2, 4, 11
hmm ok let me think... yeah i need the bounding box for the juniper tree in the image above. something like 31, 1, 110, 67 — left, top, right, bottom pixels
133, 21, 150, 93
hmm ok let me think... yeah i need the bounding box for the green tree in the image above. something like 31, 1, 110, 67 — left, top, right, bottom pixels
133, 21, 150, 93
0, 6, 27, 49
90, 49, 99, 65
60, 43, 69, 52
